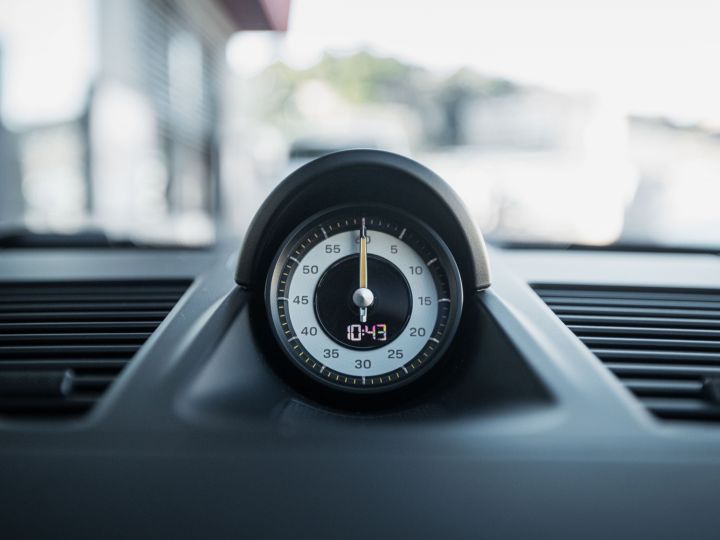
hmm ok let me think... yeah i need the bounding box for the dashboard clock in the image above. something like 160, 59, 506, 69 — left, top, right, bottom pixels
266, 207, 463, 393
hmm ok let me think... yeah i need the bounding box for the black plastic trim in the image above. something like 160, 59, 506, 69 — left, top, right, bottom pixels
234, 149, 491, 291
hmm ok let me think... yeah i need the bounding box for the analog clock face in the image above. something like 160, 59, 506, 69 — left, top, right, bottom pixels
266, 208, 463, 393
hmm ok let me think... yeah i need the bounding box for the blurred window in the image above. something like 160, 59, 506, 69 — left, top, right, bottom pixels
2, 0, 719, 249
224, 0, 720, 248
0, 0, 224, 245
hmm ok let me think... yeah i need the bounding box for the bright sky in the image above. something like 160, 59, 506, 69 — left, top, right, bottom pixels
230, 0, 720, 126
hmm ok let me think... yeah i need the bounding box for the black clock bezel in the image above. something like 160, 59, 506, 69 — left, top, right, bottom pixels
265, 204, 464, 394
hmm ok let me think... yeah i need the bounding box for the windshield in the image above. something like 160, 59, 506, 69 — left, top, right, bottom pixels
1, 0, 719, 248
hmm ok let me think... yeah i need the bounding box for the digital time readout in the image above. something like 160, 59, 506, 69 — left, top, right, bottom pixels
346, 323, 388, 343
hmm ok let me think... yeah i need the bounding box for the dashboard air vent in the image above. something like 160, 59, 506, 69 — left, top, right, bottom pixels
533, 284, 720, 422
0, 280, 190, 418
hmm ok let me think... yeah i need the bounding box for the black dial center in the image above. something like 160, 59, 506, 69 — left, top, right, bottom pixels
314, 255, 412, 350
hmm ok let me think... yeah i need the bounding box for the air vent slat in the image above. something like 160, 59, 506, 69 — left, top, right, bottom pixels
581, 337, 720, 350
0, 311, 168, 322
639, 398, 720, 420
568, 325, 720, 339
534, 288, 720, 303
0, 294, 187, 303
0, 322, 159, 332
0, 333, 152, 343
0, 345, 139, 357
592, 349, 720, 363
534, 284, 720, 423
0, 283, 189, 296
73, 374, 116, 392
544, 297, 720, 310
605, 362, 720, 377
0, 302, 176, 313
551, 305, 720, 319
558, 314, 720, 329
0, 280, 190, 419
620, 378, 703, 397
0, 359, 129, 369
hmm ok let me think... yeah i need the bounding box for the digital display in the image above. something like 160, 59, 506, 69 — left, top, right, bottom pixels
346, 323, 388, 343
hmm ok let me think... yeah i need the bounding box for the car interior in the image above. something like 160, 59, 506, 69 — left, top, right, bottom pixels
1, 0, 719, 538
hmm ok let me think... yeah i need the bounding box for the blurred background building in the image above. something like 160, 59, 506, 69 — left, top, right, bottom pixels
0, 0, 289, 245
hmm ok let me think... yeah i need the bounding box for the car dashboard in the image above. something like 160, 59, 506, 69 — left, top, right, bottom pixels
2, 151, 720, 539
